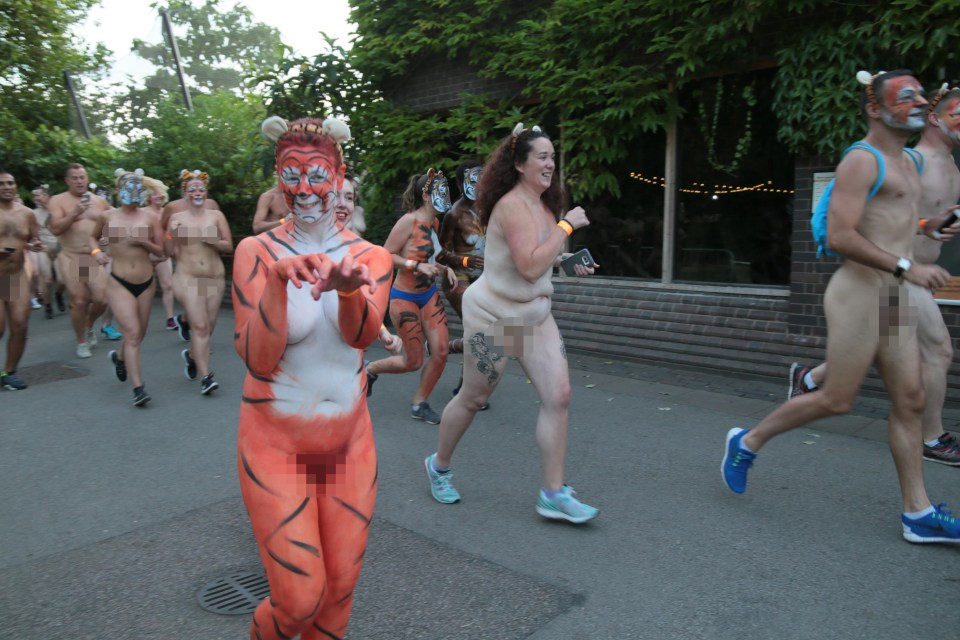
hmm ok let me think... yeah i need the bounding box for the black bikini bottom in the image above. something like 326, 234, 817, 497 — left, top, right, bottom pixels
111, 272, 154, 298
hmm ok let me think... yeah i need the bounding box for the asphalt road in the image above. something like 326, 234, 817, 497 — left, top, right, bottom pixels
1, 301, 958, 639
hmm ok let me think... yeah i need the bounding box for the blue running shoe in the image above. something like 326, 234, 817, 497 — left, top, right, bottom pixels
902, 503, 960, 544
722, 427, 756, 494
424, 453, 460, 504
100, 324, 122, 341
536, 485, 598, 524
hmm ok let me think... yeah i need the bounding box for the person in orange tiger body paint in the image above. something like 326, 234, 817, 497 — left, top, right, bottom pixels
364, 170, 458, 425
232, 115, 393, 640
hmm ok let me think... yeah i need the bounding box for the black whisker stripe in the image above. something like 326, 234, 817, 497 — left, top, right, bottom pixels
353, 548, 367, 565
248, 369, 273, 383
273, 497, 310, 534
234, 281, 253, 308
241, 452, 278, 496
289, 538, 321, 556
312, 622, 343, 640
254, 236, 280, 261
376, 272, 391, 285
248, 255, 271, 283
273, 615, 294, 640
354, 246, 373, 259
353, 299, 370, 343
336, 591, 353, 605
258, 301, 275, 332
242, 396, 275, 404
334, 497, 371, 526
291, 598, 322, 622
371, 465, 379, 490
266, 230, 301, 256
324, 237, 363, 253
268, 548, 310, 576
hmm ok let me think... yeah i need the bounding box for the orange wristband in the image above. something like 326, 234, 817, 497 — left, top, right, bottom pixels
90, 247, 101, 256
280, 217, 286, 225
337, 287, 361, 297
918, 218, 928, 230
165, 233, 173, 240
557, 220, 574, 236
461, 256, 469, 268
405, 259, 416, 271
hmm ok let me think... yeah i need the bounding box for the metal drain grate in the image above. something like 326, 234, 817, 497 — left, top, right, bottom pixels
197, 572, 270, 615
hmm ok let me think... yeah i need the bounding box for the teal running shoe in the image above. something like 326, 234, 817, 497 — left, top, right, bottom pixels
100, 324, 122, 341
424, 453, 460, 504
536, 485, 598, 523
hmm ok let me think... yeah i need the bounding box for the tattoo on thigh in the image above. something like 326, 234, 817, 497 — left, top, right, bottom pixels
469, 332, 503, 385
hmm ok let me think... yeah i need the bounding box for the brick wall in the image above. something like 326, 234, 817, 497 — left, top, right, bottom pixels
383, 56, 527, 114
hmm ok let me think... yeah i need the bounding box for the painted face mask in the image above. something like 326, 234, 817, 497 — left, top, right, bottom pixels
278, 145, 340, 224
880, 76, 927, 132
429, 175, 451, 213
185, 180, 207, 208
119, 175, 146, 206
462, 166, 482, 201
937, 96, 960, 144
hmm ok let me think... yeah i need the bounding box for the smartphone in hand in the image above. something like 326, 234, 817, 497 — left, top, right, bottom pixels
560, 248, 596, 276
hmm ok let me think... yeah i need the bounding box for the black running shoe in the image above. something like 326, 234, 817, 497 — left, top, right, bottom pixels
200, 373, 219, 395
182, 348, 197, 380
109, 350, 127, 382
44, 304, 53, 319
174, 314, 191, 342
1, 372, 27, 390
133, 385, 151, 406
788, 362, 814, 399
56, 291, 66, 312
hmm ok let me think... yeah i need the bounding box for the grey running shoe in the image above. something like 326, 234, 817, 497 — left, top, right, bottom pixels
1, 372, 27, 390
923, 433, 960, 467
788, 362, 814, 399
76, 342, 92, 359
411, 402, 441, 424
132, 385, 151, 407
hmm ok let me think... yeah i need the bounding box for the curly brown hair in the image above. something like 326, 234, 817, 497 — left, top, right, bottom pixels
476, 128, 563, 226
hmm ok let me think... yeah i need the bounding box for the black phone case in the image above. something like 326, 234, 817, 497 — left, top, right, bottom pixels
561, 248, 594, 276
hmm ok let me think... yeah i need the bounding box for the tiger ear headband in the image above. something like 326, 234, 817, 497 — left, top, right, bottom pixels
421, 167, 443, 196
928, 82, 958, 112
179, 169, 209, 189
510, 122, 543, 157
261, 115, 351, 158
856, 69, 886, 107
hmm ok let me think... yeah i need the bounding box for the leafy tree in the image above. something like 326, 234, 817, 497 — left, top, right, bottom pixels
94, 0, 285, 134
122, 90, 272, 239
0, 0, 113, 191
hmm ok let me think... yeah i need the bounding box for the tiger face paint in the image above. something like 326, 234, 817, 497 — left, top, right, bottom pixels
880, 76, 928, 132
118, 174, 146, 207
277, 144, 345, 224
184, 179, 207, 208
462, 166, 482, 201
936, 96, 960, 144
427, 175, 451, 214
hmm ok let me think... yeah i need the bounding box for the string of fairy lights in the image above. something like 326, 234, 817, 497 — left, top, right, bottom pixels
629, 172, 795, 197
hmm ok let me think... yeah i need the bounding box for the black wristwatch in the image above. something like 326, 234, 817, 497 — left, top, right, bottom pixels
892, 257, 912, 279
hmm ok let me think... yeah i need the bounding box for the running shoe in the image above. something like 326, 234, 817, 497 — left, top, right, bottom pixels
365, 361, 377, 397
182, 348, 197, 380
424, 453, 461, 504
1, 372, 27, 390
174, 314, 191, 342
85, 327, 98, 347
100, 324, 122, 341
109, 350, 127, 382
536, 485, 599, 524
132, 385, 151, 407
923, 433, 960, 467
788, 363, 814, 399
411, 402, 441, 424
200, 373, 219, 395
44, 304, 53, 319
30, 297, 41, 310
721, 427, 756, 494
166, 317, 177, 331
55, 291, 66, 312
902, 503, 960, 544
76, 342, 92, 359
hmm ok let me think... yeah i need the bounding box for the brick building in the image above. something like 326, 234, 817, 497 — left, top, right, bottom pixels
385, 55, 960, 393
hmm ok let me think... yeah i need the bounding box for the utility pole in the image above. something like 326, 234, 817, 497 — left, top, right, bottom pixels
661, 80, 678, 284
63, 71, 91, 139
160, 7, 193, 111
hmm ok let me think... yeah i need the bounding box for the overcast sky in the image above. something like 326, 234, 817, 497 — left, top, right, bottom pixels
79, 0, 354, 84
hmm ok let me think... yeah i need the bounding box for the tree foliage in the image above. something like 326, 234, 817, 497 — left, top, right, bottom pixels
0, 0, 113, 193
320, 0, 960, 228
